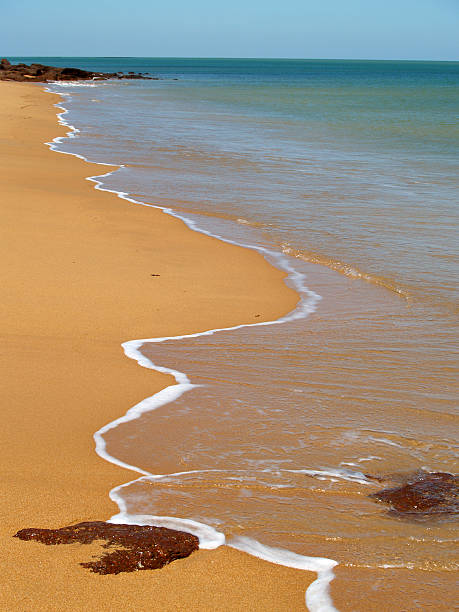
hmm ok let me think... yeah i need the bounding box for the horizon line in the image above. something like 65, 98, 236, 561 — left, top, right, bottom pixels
4, 55, 459, 63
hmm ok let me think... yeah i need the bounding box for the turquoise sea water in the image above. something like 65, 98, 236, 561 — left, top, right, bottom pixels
19, 58, 459, 594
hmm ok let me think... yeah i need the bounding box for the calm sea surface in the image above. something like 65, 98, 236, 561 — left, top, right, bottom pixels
19, 58, 458, 594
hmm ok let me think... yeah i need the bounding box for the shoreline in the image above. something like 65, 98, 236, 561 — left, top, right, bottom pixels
0, 81, 323, 610
2, 80, 456, 612
48, 87, 341, 608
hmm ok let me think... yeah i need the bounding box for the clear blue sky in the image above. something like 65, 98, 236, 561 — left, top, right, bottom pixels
2, 0, 458, 60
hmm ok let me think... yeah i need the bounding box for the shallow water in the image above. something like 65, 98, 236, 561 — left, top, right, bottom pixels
33, 57, 459, 594
105, 262, 458, 570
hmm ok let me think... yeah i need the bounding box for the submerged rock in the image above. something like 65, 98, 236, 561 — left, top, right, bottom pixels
369, 471, 458, 519
14, 521, 199, 574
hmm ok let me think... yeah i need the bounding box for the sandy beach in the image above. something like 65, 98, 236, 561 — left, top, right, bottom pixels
0, 81, 321, 611
1, 80, 456, 612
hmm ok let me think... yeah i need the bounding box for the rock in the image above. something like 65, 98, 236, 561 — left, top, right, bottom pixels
60, 67, 94, 79
118, 73, 151, 79
369, 471, 458, 519
0, 59, 156, 82
14, 521, 199, 574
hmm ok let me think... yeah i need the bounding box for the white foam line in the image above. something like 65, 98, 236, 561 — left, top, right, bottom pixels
47, 80, 102, 87
287, 467, 373, 486
106, 475, 226, 549
229, 537, 338, 612
43, 85, 338, 611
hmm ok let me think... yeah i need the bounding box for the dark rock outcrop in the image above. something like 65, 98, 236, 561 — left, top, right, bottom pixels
14, 521, 199, 574
369, 471, 458, 520
0, 59, 157, 82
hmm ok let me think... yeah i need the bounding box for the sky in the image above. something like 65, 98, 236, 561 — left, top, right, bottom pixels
2, 0, 458, 60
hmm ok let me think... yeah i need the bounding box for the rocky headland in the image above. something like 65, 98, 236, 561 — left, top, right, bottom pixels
0, 58, 156, 82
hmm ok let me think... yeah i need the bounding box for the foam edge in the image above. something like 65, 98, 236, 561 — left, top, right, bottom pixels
43, 84, 338, 612
229, 537, 338, 612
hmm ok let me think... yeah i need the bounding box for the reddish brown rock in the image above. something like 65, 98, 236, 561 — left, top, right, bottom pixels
0, 59, 154, 82
369, 471, 458, 519
14, 521, 199, 574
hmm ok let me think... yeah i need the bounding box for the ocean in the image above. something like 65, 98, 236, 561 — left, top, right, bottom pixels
15, 57, 458, 605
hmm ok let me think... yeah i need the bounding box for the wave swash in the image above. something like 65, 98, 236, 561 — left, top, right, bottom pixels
44, 82, 338, 612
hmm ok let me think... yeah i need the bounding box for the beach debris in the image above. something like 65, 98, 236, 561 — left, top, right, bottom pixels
369, 471, 458, 519
0, 59, 158, 83
14, 521, 199, 574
